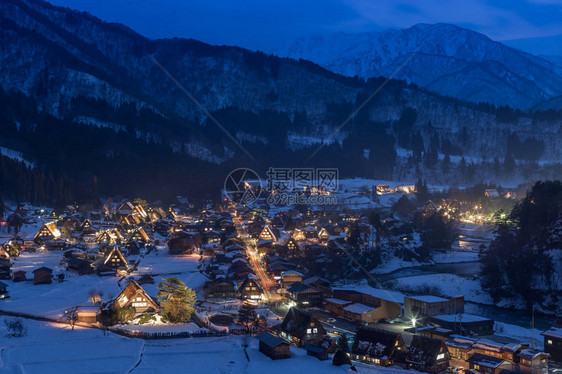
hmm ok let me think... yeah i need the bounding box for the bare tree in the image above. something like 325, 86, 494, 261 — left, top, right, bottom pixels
88, 289, 103, 306
64, 306, 79, 330
4, 318, 27, 337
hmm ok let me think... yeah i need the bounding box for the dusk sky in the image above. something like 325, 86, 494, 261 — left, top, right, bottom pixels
49, 0, 562, 51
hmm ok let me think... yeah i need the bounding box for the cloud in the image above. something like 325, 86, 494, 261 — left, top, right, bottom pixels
343, 0, 562, 40
49, 0, 562, 47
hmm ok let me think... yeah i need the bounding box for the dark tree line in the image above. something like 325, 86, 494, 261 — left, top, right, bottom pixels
0, 155, 98, 207
0, 78, 556, 207
414, 211, 459, 259
480, 181, 562, 309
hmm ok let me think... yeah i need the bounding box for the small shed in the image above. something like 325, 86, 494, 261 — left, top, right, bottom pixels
12, 270, 26, 282
305, 343, 329, 360
0, 261, 11, 280
32, 267, 53, 285
67, 258, 94, 275
76, 306, 100, 323
257, 332, 290, 360
138, 274, 155, 285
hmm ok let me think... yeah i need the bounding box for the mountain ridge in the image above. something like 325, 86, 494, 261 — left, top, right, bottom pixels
0, 0, 561, 204
276, 23, 562, 110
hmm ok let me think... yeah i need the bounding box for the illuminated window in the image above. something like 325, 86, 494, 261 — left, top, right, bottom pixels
547, 340, 553, 345
313, 328, 318, 333
306, 328, 312, 334
437, 353, 445, 360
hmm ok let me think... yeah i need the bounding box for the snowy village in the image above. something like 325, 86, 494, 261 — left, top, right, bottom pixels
0, 178, 560, 373
2, 0, 562, 373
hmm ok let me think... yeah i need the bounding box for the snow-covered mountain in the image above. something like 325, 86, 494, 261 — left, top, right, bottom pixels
0, 0, 561, 195
277, 24, 562, 110
0, 0, 360, 121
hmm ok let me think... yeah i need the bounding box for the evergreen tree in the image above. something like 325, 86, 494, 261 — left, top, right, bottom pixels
156, 277, 197, 323
504, 153, 516, 175
368, 211, 382, 248
393, 195, 416, 217
237, 303, 257, 334
8, 214, 23, 235
480, 181, 561, 308
442, 154, 451, 174
336, 335, 349, 352
418, 212, 459, 258
346, 223, 363, 250
493, 156, 501, 176
459, 157, 467, 181
415, 178, 429, 202
0, 194, 4, 220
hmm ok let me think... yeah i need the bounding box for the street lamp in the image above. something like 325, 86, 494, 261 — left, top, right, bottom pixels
411, 318, 416, 328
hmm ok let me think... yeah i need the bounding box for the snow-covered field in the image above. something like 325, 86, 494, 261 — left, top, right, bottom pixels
431, 250, 479, 264
2, 248, 208, 319
0, 317, 417, 374
0, 318, 143, 373
371, 249, 479, 276
387, 273, 494, 305
494, 321, 544, 350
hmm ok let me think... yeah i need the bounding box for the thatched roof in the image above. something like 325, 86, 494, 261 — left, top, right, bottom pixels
352, 327, 403, 359
407, 335, 445, 366
281, 307, 322, 340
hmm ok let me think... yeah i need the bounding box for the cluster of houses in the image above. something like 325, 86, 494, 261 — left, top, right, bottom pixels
70, 278, 160, 324
445, 335, 549, 374
257, 301, 553, 374
484, 188, 522, 200
0, 201, 171, 294
343, 324, 550, 374
198, 205, 370, 305
215, 202, 558, 373
0, 197, 559, 373
249, 276, 556, 374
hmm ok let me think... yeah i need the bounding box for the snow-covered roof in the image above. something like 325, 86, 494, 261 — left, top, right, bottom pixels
257, 332, 286, 347
432, 313, 491, 323
281, 270, 303, 277
408, 295, 449, 303
343, 303, 375, 315
225, 250, 244, 258
542, 326, 562, 339
76, 306, 100, 313
467, 353, 505, 368
518, 349, 546, 360
326, 298, 352, 305
334, 285, 405, 304
445, 340, 473, 350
